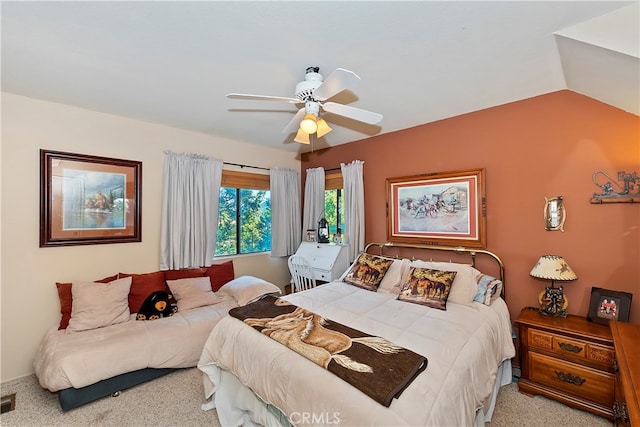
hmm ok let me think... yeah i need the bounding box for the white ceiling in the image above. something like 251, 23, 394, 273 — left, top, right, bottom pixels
2, 1, 638, 154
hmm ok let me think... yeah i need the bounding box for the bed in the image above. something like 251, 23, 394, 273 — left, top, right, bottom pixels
33, 274, 282, 411
198, 242, 516, 426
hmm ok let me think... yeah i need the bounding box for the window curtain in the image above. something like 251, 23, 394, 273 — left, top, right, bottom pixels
270, 168, 300, 257
341, 160, 365, 261
303, 167, 325, 234
160, 151, 223, 270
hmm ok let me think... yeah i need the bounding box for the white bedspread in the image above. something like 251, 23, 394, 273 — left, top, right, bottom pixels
34, 294, 238, 392
199, 282, 515, 427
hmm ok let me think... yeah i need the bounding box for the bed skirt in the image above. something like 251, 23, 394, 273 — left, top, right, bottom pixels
201, 360, 513, 426
58, 367, 177, 411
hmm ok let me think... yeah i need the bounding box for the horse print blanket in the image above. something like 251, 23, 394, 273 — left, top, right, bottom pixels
228, 295, 428, 407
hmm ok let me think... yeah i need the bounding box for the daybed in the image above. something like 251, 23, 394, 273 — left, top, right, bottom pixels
33, 261, 281, 411
198, 242, 516, 427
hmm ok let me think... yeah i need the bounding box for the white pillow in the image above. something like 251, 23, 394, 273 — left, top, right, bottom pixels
376, 258, 410, 294
166, 277, 219, 311
217, 275, 282, 306
408, 260, 481, 306
67, 277, 132, 333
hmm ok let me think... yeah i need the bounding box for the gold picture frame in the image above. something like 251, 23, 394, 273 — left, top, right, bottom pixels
386, 168, 486, 248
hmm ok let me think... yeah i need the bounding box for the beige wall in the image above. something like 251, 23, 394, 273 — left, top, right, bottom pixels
0, 93, 299, 382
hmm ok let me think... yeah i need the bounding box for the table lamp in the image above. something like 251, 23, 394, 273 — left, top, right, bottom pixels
530, 255, 577, 317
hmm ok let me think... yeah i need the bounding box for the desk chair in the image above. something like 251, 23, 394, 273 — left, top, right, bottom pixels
287, 254, 317, 293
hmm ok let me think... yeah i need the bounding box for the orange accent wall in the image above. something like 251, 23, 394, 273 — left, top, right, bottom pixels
302, 90, 640, 324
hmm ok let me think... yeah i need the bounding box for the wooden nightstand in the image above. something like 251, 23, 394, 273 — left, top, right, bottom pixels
515, 307, 616, 420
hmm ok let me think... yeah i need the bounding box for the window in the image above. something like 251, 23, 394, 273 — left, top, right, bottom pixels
215, 170, 271, 256
324, 172, 344, 238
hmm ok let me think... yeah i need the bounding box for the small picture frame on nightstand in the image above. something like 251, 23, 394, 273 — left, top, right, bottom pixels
587, 287, 632, 325
305, 229, 316, 242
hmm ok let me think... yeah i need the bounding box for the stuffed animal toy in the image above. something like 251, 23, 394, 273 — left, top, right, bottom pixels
136, 291, 177, 320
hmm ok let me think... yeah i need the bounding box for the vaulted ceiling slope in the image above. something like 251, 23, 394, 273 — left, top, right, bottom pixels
1, 1, 638, 153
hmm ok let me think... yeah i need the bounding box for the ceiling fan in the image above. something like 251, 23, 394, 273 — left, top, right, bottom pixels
227, 66, 383, 144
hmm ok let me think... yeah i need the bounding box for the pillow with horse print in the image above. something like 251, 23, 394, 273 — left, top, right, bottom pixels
343, 253, 394, 291
397, 267, 457, 310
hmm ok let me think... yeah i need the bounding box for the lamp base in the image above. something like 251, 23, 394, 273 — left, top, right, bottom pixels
538, 287, 568, 317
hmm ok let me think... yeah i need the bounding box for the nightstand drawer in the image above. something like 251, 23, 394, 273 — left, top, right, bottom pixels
587, 344, 615, 368
529, 329, 615, 369
553, 336, 587, 358
529, 352, 615, 407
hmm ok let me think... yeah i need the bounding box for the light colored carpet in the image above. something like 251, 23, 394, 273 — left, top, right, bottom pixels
1, 368, 613, 426
0, 369, 218, 427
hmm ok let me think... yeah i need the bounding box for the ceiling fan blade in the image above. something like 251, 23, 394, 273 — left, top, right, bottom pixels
282, 108, 306, 134
313, 68, 361, 101
322, 102, 383, 125
227, 93, 301, 104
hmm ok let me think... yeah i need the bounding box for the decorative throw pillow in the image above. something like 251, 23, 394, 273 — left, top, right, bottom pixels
397, 267, 457, 310
166, 277, 219, 311
408, 260, 480, 306
56, 274, 119, 330
343, 253, 394, 291
165, 268, 206, 281
136, 290, 177, 320
66, 277, 133, 333
205, 260, 235, 292
119, 271, 168, 314
217, 275, 282, 306
473, 274, 503, 305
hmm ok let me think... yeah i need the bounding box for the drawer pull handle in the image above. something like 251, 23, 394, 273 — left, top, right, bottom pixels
555, 370, 585, 385
558, 342, 582, 353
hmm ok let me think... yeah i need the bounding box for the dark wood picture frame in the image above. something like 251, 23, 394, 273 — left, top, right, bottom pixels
40, 150, 142, 247
587, 286, 632, 325
386, 168, 486, 248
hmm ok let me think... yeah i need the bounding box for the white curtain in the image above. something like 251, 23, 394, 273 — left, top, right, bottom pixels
341, 160, 365, 261
159, 151, 223, 270
303, 167, 325, 234
270, 168, 301, 257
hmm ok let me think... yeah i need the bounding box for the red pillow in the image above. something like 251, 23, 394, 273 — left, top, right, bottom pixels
119, 271, 167, 314
164, 268, 206, 281
56, 274, 119, 330
205, 260, 235, 292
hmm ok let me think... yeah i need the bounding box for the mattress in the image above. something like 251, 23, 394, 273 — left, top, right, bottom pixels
199, 281, 515, 426
34, 293, 238, 392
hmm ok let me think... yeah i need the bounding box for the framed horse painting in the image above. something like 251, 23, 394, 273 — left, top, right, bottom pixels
386, 169, 486, 248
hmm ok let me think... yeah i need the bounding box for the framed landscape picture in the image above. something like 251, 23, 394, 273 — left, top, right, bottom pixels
386, 168, 486, 248
40, 150, 142, 247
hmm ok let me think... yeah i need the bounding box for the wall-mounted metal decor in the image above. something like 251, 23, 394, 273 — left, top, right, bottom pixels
40, 150, 142, 247
591, 170, 640, 204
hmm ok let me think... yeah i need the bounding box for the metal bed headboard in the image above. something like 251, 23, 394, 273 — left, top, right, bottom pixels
363, 242, 506, 299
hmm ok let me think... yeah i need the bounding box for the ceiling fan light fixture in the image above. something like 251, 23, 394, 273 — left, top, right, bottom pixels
316, 118, 332, 138
299, 114, 318, 134
294, 128, 311, 144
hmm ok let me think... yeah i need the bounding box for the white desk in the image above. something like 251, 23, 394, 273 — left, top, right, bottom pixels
294, 242, 350, 282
